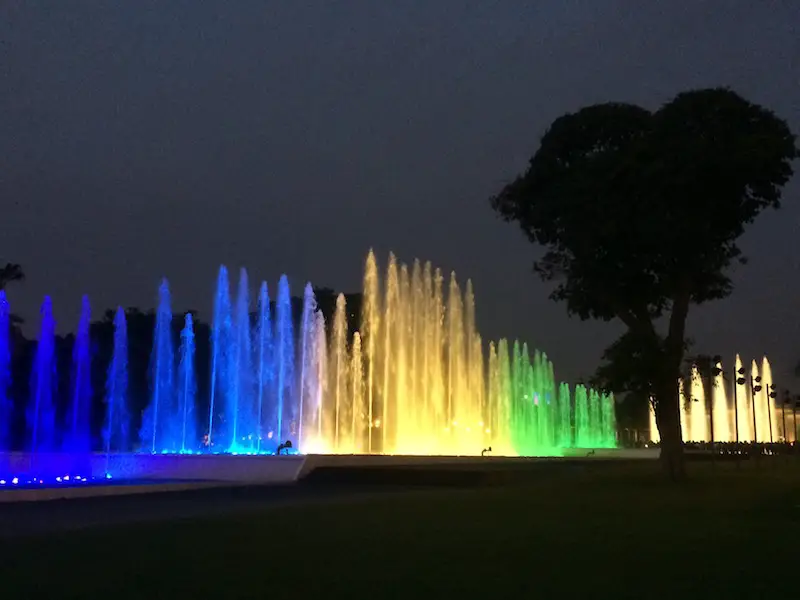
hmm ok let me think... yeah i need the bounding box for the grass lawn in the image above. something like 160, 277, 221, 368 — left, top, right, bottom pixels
2, 461, 799, 599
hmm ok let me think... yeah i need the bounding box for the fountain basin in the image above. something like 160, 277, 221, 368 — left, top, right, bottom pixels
0, 451, 306, 486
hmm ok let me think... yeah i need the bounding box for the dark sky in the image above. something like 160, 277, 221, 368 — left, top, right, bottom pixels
2, 1, 798, 388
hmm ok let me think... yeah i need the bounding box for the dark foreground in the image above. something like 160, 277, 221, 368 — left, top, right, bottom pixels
2, 460, 799, 599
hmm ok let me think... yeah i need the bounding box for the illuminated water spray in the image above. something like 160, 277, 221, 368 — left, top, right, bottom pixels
104, 307, 129, 459
65, 295, 92, 455
650, 354, 779, 443
208, 266, 232, 448
229, 268, 255, 451
297, 283, 316, 450
140, 279, 175, 452
255, 282, 273, 451
0, 291, 10, 451
178, 313, 197, 452
28, 297, 57, 453
305, 251, 615, 456
274, 275, 294, 443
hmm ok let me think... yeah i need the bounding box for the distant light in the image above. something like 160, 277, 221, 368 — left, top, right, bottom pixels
11, 477, 18, 485
0, 480, 5, 485
64, 475, 70, 481
267, 431, 274, 439
56, 477, 62, 482
485, 428, 491, 434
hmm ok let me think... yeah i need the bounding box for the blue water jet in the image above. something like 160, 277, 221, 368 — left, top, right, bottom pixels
65, 295, 92, 456
255, 281, 273, 452
208, 266, 232, 449
104, 307, 130, 458
0, 291, 10, 451
177, 312, 197, 452
230, 268, 256, 451
28, 297, 57, 454
274, 275, 294, 443
140, 279, 175, 453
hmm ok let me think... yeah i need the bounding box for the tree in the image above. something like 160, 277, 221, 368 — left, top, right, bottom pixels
0, 263, 24, 291
0, 263, 26, 326
490, 88, 797, 479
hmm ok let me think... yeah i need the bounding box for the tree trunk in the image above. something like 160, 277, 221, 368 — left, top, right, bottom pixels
655, 379, 685, 481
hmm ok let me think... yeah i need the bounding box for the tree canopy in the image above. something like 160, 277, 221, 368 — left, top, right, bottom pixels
490, 88, 797, 477
0, 263, 24, 291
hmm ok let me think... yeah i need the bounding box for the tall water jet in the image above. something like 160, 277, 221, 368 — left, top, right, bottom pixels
587, 389, 600, 446
735, 354, 751, 441
230, 268, 255, 450
274, 275, 294, 443
648, 355, 780, 443
687, 366, 708, 441
759, 357, 775, 442
255, 282, 273, 451
141, 279, 175, 453
297, 283, 316, 450
381, 254, 398, 453
574, 385, 589, 447
208, 266, 232, 449
446, 272, 464, 446
557, 382, 572, 447
711, 361, 730, 442
104, 307, 129, 459
304, 310, 327, 452
0, 291, 10, 451
350, 332, 364, 453
361, 250, 380, 454
329, 294, 349, 451
177, 313, 197, 452
28, 297, 57, 454
65, 296, 92, 464
600, 393, 616, 447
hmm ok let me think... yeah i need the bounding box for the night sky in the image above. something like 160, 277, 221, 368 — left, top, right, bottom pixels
2, 2, 798, 389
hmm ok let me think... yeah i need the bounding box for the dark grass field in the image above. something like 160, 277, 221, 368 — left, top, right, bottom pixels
2, 460, 799, 599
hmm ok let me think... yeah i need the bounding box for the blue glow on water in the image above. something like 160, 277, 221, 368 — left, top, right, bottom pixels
0, 291, 11, 451
140, 279, 176, 453
104, 307, 130, 455
178, 312, 197, 453
28, 297, 57, 454
65, 296, 92, 457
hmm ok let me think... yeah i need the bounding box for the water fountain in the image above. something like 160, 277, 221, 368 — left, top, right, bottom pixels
141, 279, 176, 453
104, 307, 130, 458
649, 355, 786, 443
2, 248, 622, 492
299, 250, 616, 456
28, 297, 57, 454
65, 296, 92, 454
0, 291, 10, 451
177, 313, 197, 453
274, 275, 295, 445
